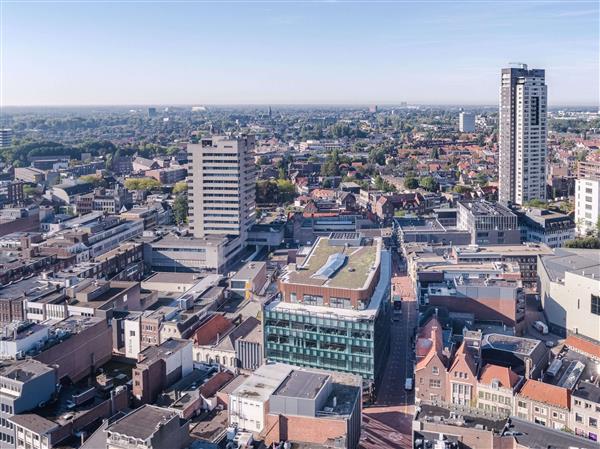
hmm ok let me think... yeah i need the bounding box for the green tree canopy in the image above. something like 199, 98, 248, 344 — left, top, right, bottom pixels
124, 177, 161, 191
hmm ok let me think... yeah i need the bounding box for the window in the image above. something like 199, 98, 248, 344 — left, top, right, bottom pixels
592, 295, 600, 316
432, 366, 439, 375
303, 294, 323, 306
429, 379, 441, 389
590, 417, 598, 428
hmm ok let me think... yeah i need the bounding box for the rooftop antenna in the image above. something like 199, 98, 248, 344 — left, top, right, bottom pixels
508, 62, 528, 70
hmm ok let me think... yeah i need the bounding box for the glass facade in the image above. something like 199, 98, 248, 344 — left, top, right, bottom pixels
264, 298, 390, 387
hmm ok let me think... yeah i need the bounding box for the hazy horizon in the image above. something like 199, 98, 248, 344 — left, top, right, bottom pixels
2, 1, 598, 107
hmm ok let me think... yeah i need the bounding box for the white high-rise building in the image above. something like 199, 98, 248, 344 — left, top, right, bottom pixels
498, 64, 547, 205
459, 112, 475, 132
187, 135, 256, 243
575, 178, 600, 236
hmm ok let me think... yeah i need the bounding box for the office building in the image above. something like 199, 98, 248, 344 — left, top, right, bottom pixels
0, 129, 12, 148
459, 112, 476, 133
517, 207, 575, 248
0, 360, 57, 449
575, 178, 600, 236
456, 200, 520, 245
187, 135, 256, 244
499, 65, 547, 205
264, 233, 391, 393
538, 248, 600, 341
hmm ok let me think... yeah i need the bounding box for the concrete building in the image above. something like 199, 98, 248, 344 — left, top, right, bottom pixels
106, 405, 190, 449
229, 261, 267, 299
0, 129, 13, 148
456, 200, 520, 245
265, 234, 391, 393
187, 135, 256, 244
499, 64, 547, 205
517, 207, 575, 248
132, 338, 193, 405
577, 160, 600, 180
459, 112, 476, 133
538, 248, 600, 341
575, 178, 600, 236
0, 360, 57, 449
229, 363, 362, 449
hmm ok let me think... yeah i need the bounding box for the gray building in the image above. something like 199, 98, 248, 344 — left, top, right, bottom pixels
499, 64, 547, 205
459, 112, 475, 133
517, 207, 575, 248
0, 360, 57, 448
187, 135, 257, 243
0, 129, 12, 148
105, 404, 190, 449
457, 200, 520, 245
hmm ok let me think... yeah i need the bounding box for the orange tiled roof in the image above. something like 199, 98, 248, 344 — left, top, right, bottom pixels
479, 364, 520, 389
564, 335, 600, 360
192, 315, 234, 346
519, 379, 570, 409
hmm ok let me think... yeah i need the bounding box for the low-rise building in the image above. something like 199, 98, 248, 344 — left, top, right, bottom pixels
456, 200, 521, 245
515, 379, 570, 430
517, 207, 576, 248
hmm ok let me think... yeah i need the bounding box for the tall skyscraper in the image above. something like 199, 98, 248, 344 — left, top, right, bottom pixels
499, 64, 547, 205
459, 111, 475, 132
187, 135, 256, 242
0, 129, 13, 148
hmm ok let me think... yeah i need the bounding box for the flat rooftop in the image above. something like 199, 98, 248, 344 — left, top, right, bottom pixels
231, 363, 293, 402
273, 370, 329, 400
454, 243, 554, 258
0, 359, 54, 382
459, 200, 516, 217
107, 405, 177, 440
394, 217, 446, 232
232, 261, 266, 281
138, 338, 190, 366
281, 236, 380, 290
482, 333, 542, 356
540, 248, 600, 283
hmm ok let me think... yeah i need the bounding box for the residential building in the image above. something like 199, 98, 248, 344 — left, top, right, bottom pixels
459, 112, 475, 133
264, 234, 391, 393
499, 64, 547, 205
0, 129, 13, 148
456, 200, 520, 245
415, 317, 451, 404
515, 379, 570, 430
575, 178, 600, 236
476, 364, 523, 418
577, 160, 600, 180
187, 135, 256, 244
538, 248, 600, 341
447, 342, 478, 407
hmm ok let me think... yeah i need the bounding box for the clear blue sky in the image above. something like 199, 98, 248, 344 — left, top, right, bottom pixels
1, 1, 598, 106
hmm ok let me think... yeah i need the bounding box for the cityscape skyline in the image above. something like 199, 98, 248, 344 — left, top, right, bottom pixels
1, 1, 598, 107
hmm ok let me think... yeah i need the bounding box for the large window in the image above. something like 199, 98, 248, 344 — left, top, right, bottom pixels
592, 295, 600, 316
303, 294, 324, 306
330, 297, 351, 309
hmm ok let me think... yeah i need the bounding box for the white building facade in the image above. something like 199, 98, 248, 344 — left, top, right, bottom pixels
575, 178, 600, 236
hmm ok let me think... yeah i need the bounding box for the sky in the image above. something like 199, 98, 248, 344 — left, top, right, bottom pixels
1, 1, 598, 106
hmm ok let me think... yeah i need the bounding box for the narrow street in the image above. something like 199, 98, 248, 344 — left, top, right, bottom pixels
360, 253, 418, 449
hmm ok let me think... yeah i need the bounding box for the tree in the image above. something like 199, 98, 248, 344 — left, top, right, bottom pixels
172, 195, 188, 225
172, 181, 188, 194
474, 172, 488, 187
404, 177, 419, 189
124, 177, 161, 191
453, 184, 472, 194
276, 179, 296, 203
525, 199, 548, 209
564, 236, 600, 249
79, 174, 103, 187
419, 176, 439, 192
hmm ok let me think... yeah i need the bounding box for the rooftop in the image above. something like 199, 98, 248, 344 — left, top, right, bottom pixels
0, 359, 55, 382
481, 333, 542, 356
138, 338, 191, 367
9, 414, 57, 435
518, 379, 570, 409
281, 236, 380, 290
231, 363, 293, 402
273, 370, 329, 400
107, 405, 177, 440
458, 200, 516, 218
540, 248, 600, 283
231, 261, 266, 281
509, 417, 596, 449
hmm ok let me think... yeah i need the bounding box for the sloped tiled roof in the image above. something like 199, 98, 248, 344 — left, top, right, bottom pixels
519, 379, 570, 409
479, 363, 521, 389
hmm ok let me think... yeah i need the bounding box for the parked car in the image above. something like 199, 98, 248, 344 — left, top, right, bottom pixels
533, 320, 548, 334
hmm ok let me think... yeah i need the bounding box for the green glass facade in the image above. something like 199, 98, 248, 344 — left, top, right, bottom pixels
264, 297, 390, 388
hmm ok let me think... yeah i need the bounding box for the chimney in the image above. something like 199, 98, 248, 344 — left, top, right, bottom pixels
216, 333, 220, 345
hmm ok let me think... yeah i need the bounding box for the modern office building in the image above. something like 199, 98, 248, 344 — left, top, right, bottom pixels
187, 135, 256, 243
264, 233, 391, 394
459, 112, 475, 133
456, 200, 520, 245
517, 207, 575, 248
575, 178, 600, 236
538, 248, 600, 341
498, 64, 547, 205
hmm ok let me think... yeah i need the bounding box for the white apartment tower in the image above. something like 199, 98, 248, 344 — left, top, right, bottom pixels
499, 65, 548, 205
187, 135, 256, 242
575, 178, 600, 236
